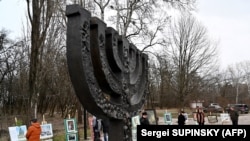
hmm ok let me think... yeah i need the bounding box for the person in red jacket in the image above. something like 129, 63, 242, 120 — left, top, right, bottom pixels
26, 118, 41, 141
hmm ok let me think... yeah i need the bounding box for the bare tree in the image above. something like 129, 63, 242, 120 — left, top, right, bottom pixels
240, 61, 250, 96
168, 12, 218, 108
0, 0, 198, 118
227, 63, 245, 104
93, 0, 111, 20
107, 0, 197, 52
147, 62, 160, 108
163, 0, 196, 11
154, 52, 176, 108
26, 0, 56, 118
25, 0, 79, 119
0, 29, 30, 115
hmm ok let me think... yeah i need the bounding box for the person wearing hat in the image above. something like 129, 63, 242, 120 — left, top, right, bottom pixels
26, 118, 41, 141
140, 112, 150, 125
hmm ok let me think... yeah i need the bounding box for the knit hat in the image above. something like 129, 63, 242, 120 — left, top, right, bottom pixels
30, 118, 37, 123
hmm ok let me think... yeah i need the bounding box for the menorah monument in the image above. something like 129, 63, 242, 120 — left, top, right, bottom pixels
66, 4, 149, 141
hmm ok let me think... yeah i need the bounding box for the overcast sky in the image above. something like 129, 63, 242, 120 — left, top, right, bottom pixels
0, 0, 25, 38
194, 0, 250, 69
1, 0, 250, 70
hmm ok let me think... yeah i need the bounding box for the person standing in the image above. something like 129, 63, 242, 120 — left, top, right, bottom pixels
177, 111, 186, 125
92, 116, 101, 141
140, 112, 150, 125
229, 107, 239, 125
101, 118, 109, 141
26, 118, 41, 141
196, 108, 205, 125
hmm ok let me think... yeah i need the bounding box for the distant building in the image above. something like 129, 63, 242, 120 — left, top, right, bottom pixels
190, 100, 204, 109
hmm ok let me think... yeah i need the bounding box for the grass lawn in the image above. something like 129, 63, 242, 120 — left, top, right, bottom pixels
53, 128, 91, 141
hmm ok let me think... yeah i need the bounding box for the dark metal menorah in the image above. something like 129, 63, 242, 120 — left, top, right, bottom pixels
66, 4, 148, 141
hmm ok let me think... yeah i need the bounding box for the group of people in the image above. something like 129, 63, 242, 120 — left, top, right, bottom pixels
92, 112, 150, 141
24, 106, 239, 141
25, 112, 149, 141
177, 106, 239, 125
24, 115, 109, 141
92, 116, 109, 141
91, 111, 152, 141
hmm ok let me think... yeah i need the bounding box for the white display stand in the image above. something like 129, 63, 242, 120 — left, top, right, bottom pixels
220, 113, 231, 124
8, 125, 27, 141
9, 123, 53, 141
40, 123, 53, 140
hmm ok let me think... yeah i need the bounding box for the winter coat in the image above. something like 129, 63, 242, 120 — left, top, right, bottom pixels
196, 112, 205, 124
178, 114, 186, 125
26, 122, 41, 141
229, 110, 239, 121
101, 119, 109, 133
140, 117, 150, 125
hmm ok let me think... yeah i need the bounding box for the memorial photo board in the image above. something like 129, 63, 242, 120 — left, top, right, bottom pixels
207, 115, 218, 123
64, 118, 78, 141
164, 112, 172, 125
220, 113, 231, 123
8, 125, 27, 141
144, 109, 158, 125
66, 133, 78, 141
132, 127, 137, 141
131, 115, 140, 141
131, 115, 140, 128
64, 118, 77, 133
40, 123, 53, 139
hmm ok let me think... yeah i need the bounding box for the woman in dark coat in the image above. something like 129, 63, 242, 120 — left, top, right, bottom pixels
140, 112, 150, 125
178, 111, 186, 125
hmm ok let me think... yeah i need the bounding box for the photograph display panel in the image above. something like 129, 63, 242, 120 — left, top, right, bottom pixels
64, 118, 77, 133
67, 133, 77, 141
164, 112, 172, 125
40, 124, 53, 139
207, 115, 218, 123
131, 115, 140, 128
220, 113, 230, 123
144, 109, 158, 125
8, 125, 27, 141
